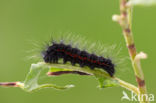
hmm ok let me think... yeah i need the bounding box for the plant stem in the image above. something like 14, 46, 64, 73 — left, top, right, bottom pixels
114, 0, 148, 102
114, 77, 139, 95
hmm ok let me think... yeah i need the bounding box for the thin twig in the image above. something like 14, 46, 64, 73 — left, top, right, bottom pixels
113, 0, 148, 103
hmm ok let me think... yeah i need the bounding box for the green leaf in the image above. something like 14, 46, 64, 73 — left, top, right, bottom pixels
49, 67, 73, 72
95, 75, 119, 88
0, 62, 117, 92
44, 63, 117, 88
23, 62, 74, 92
129, 0, 156, 6
102, 79, 119, 88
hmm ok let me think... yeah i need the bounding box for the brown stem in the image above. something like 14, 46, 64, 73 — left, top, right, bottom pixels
0, 82, 17, 87
116, 0, 149, 103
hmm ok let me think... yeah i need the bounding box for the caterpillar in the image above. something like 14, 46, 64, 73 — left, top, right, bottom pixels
42, 39, 115, 77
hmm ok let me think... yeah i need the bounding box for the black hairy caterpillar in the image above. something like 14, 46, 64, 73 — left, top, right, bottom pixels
42, 42, 115, 77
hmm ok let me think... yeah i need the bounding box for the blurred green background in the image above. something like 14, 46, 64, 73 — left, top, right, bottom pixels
0, 0, 156, 103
